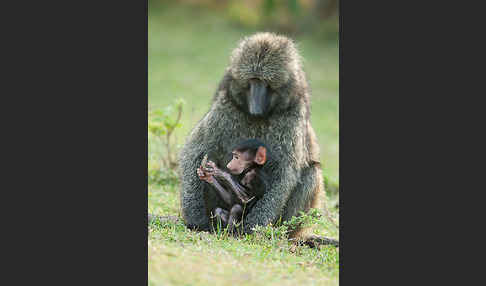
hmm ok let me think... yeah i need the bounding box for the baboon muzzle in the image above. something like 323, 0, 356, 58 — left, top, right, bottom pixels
248, 79, 269, 116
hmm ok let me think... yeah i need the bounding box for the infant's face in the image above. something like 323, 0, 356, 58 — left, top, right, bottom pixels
226, 151, 253, 175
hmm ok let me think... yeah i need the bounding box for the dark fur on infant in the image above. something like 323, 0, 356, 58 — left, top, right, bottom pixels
197, 139, 269, 233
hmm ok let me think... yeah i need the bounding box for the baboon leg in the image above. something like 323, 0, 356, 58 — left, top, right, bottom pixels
284, 164, 323, 240
311, 166, 338, 228
213, 207, 229, 229
285, 163, 337, 240
227, 204, 243, 233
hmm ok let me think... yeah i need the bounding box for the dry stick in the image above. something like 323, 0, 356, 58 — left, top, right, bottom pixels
201, 154, 208, 169
174, 128, 178, 157
165, 132, 172, 168
158, 136, 168, 168
298, 235, 339, 248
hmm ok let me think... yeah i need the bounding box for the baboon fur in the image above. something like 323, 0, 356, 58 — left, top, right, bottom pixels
179, 32, 327, 239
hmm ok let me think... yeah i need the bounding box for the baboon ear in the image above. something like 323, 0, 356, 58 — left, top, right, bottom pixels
254, 146, 267, 165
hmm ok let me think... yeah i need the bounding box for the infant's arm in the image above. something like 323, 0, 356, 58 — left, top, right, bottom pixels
241, 169, 257, 188
205, 161, 253, 204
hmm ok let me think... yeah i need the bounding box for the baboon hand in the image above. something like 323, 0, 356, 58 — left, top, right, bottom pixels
204, 161, 225, 179
197, 166, 213, 183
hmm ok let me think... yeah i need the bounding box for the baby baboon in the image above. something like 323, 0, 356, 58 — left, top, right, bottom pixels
179, 32, 334, 240
197, 139, 269, 233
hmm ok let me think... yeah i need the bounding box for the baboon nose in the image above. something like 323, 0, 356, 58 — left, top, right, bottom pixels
248, 79, 268, 116
249, 105, 263, 115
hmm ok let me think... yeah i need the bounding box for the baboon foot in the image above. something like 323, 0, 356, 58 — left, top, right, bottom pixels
290, 234, 339, 249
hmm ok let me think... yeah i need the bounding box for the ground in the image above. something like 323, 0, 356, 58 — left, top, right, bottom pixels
149, 183, 339, 286
148, 2, 339, 285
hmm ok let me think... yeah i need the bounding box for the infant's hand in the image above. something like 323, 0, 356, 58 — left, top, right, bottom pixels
197, 166, 213, 183
204, 161, 225, 178
203, 161, 216, 174
204, 160, 216, 170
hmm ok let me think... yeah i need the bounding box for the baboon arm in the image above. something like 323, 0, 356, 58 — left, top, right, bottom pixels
216, 172, 253, 204
209, 179, 233, 206
179, 108, 229, 231
179, 127, 212, 231
242, 161, 298, 233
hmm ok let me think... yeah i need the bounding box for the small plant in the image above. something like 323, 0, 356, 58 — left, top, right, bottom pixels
148, 99, 185, 185
245, 209, 334, 244
283, 208, 323, 233
148, 98, 185, 170
252, 223, 289, 242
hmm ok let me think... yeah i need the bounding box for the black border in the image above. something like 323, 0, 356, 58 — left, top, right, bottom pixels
339, 0, 477, 284
5, 0, 477, 284
5, 1, 148, 284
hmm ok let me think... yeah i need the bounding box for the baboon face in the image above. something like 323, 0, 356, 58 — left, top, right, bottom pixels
229, 75, 284, 118
229, 33, 301, 118
242, 78, 272, 117
226, 151, 254, 175
227, 141, 267, 174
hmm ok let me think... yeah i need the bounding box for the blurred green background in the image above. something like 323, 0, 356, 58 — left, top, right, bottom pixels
148, 0, 339, 186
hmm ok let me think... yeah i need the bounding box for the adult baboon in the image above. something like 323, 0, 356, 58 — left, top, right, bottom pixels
179, 32, 331, 239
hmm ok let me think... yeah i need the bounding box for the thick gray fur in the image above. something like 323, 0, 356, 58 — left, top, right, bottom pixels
179, 32, 325, 235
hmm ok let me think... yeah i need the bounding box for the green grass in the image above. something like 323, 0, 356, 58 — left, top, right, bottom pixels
148, 2, 339, 285
149, 182, 339, 286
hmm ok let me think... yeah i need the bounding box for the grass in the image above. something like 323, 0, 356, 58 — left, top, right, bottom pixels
148, 2, 339, 285
149, 182, 339, 286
